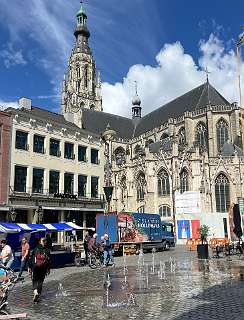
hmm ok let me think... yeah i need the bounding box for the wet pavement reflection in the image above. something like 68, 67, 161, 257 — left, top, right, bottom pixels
8, 249, 244, 320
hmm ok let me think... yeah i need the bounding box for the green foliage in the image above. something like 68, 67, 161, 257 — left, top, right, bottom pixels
197, 225, 210, 244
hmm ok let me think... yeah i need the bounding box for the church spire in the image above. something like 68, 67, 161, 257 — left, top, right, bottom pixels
132, 81, 142, 119
74, 1, 90, 54
61, 0, 103, 123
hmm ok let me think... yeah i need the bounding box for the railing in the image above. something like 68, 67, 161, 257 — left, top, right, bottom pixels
9, 187, 105, 201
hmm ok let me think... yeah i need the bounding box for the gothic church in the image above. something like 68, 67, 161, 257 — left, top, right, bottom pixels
62, 3, 244, 221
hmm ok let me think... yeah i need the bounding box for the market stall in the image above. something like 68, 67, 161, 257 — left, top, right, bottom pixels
0, 222, 94, 270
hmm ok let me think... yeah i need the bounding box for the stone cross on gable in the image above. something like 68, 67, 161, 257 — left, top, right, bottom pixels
204, 67, 211, 82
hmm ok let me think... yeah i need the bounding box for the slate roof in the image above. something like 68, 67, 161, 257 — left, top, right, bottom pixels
82, 108, 135, 139
6, 106, 98, 137
83, 81, 230, 139
7, 81, 230, 141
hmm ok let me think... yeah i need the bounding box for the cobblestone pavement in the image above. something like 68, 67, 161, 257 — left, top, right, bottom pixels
7, 247, 244, 320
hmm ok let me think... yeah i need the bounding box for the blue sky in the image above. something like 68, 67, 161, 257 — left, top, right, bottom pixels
0, 0, 244, 116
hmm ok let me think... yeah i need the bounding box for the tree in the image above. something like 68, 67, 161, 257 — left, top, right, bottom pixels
197, 225, 210, 244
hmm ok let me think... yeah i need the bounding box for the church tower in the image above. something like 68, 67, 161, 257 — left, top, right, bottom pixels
61, 2, 102, 124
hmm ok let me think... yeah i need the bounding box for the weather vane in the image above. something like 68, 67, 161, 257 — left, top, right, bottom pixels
204, 67, 211, 82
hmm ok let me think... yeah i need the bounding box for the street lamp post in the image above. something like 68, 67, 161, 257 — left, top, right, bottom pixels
35, 206, 44, 224
102, 124, 117, 215
8, 207, 17, 222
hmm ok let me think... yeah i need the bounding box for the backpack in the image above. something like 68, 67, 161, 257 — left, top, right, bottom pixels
34, 250, 49, 268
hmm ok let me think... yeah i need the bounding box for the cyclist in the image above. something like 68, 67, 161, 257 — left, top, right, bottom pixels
88, 233, 97, 254
103, 234, 115, 267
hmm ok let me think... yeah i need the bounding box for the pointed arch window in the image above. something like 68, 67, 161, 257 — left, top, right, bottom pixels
159, 205, 171, 217
195, 122, 208, 149
76, 67, 81, 79
158, 169, 170, 196
136, 172, 146, 201
216, 119, 229, 151
180, 169, 188, 193
114, 147, 126, 166
121, 177, 127, 202
215, 173, 230, 212
84, 66, 88, 88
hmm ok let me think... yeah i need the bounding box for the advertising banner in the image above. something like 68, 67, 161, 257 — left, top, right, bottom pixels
118, 212, 162, 242
175, 191, 201, 214
177, 220, 190, 239
191, 220, 200, 239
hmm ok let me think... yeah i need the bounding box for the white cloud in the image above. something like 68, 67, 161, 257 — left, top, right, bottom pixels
0, 43, 27, 68
0, 100, 19, 110
102, 34, 242, 117
0, 1, 242, 118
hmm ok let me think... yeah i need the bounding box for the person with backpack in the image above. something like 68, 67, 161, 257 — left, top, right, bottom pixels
28, 237, 51, 302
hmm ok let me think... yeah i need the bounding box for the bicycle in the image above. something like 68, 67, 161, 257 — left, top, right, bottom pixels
88, 250, 103, 269
0, 264, 20, 317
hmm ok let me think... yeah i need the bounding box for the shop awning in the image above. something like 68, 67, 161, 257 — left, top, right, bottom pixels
0, 222, 93, 234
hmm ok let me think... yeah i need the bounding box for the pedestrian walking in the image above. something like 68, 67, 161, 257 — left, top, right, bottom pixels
0, 240, 14, 269
28, 237, 51, 302
17, 237, 30, 279
84, 231, 91, 263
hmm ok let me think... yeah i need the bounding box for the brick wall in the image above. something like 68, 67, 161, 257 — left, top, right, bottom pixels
0, 111, 12, 204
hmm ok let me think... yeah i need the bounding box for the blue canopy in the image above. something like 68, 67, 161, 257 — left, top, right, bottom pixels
0, 222, 92, 234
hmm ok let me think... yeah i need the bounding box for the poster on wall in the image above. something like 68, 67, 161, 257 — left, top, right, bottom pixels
175, 191, 201, 214
177, 220, 190, 239
191, 220, 200, 239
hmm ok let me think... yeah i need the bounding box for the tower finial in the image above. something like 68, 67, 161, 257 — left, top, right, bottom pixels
204, 67, 211, 83
134, 80, 138, 95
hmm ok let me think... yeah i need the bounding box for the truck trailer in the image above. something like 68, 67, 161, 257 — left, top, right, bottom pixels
96, 212, 175, 254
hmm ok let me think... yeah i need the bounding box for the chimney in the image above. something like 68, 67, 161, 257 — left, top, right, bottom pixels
19, 97, 32, 110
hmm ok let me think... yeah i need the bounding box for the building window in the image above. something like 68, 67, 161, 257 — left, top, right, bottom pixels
179, 127, 186, 146
33, 135, 45, 154
32, 168, 44, 194
137, 206, 145, 213
159, 205, 171, 217
195, 122, 208, 149
49, 171, 59, 194
180, 169, 188, 193
216, 119, 229, 151
120, 177, 127, 202
64, 142, 74, 160
15, 131, 28, 151
14, 166, 27, 192
84, 65, 88, 88
136, 172, 146, 201
78, 175, 87, 197
158, 169, 170, 196
91, 149, 99, 164
50, 139, 60, 157
91, 176, 99, 198
78, 145, 87, 162
114, 147, 126, 166
64, 173, 74, 194
215, 173, 230, 212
